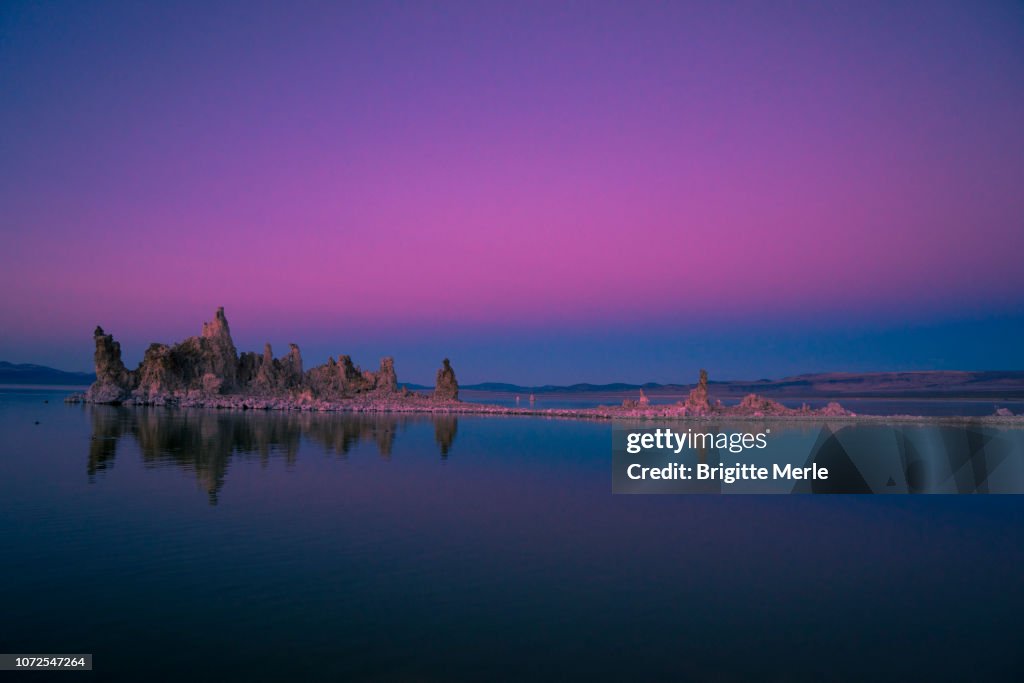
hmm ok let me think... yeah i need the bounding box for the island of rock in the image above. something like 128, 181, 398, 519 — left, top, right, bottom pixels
63, 307, 873, 420
80, 307, 454, 410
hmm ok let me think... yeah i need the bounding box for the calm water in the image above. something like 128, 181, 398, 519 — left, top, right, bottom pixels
460, 389, 1024, 416
1, 387, 1022, 681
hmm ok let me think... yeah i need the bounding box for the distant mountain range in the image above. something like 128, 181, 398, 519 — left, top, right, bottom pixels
0, 362, 95, 386
4, 362, 1024, 399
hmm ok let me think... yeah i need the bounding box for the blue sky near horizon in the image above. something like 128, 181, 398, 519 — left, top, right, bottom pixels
6, 307, 1024, 386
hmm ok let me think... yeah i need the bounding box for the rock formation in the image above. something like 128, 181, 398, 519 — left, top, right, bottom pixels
136, 343, 181, 399
86, 326, 134, 403
734, 393, 790, 416
76, 308, 862, 420
200, 306, 238, 388
82, 307, 433, 406
434, 358, 459, 401
683, 368, 711, 415
279, 344, 304, 389
338, 355, 366, 392
376, 357, 398, 393
819, 402, 849, 417
662, 370, 852, 418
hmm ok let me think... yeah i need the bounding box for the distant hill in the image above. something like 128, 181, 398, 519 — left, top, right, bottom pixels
463, 382, 667, 393
457, 371, 1024, 399
5, 363, 1023, 399
0, 362, 95, 386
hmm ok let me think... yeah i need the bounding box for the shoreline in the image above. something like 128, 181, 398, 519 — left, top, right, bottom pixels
69, 308, 1024, 426
63, 392, 1024, 426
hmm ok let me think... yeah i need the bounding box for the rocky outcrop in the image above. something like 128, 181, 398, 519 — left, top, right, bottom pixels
375, 357, 397, 393
83, 307, 435, 406
104, 308, 244, 401
305, 356, 343, 397
136, 343, 182, 399
819, 402, 850, 417
656, 370, 853, 418
79, 310, 862, 420
734, 393, 789, 416
338, 355, 367, 392
279, 344, 304, 389
434, 358, 458, 401
86, 326, 134, 403
200, 307, 238, 389
623, 388, 650, 409
253, 343, 277, 391
682, 369, 711, 415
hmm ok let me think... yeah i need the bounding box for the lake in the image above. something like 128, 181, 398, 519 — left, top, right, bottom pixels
1, 386, 1022, 681
460, 389, 1024, 416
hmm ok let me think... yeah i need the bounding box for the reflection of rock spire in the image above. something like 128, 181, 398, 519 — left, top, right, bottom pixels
85, 408, 461, 503
87, 405, 125, 477
434, 417, 458, 457
375, 420, 396, 459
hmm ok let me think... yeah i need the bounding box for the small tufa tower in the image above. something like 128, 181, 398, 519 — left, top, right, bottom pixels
683, 368, 712, 415
434, 358, 459, 402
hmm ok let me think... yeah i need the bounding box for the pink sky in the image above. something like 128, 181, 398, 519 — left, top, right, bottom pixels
2, 1, 1023, 381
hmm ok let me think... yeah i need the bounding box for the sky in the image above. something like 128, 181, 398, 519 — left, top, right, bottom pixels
1, 0, 1023, 384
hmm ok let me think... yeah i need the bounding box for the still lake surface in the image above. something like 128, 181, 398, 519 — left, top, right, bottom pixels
460, 389, 1024, 416
1, 386, 1022, 681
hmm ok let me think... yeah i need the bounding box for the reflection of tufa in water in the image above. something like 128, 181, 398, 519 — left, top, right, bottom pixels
86, 406, 458, 504
434, 416, 458, 458
799, 423, 1022, 494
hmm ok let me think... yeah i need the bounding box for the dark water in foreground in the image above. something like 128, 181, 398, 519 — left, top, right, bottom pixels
1, 387, 1022, 681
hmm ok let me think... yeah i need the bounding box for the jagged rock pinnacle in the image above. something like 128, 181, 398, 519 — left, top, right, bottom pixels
434, 358, 459, 401
83, 306, 421, 405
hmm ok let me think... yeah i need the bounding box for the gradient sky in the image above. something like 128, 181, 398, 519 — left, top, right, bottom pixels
2, 0, 1023, 384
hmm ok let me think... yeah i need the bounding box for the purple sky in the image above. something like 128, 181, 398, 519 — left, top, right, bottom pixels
2, 1, 1023, 384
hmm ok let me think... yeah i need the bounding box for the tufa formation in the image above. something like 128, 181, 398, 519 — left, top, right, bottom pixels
434, 358, 459, 402
682, 368, 712, 415
85, 307, 457, 406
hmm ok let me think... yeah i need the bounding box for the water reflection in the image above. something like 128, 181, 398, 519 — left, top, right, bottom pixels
612, 421, 1024, 494
799, 423, 1024, 494
433, 416, 457, 458
87, 406, 458, 503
